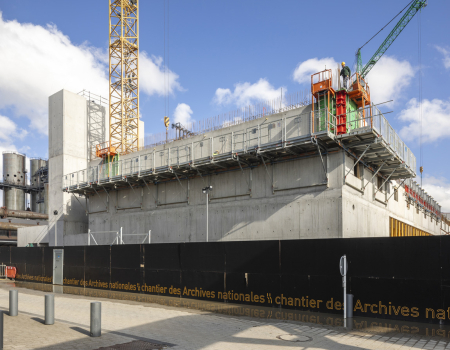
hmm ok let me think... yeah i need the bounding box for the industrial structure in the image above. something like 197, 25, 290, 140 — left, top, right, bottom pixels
0, 152, 49, 244
14, 0, 450, 247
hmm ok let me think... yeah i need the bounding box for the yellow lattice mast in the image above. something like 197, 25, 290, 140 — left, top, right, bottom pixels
109, 0, 139, 155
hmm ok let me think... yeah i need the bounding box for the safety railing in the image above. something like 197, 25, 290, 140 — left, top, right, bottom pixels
86, 228, 151, 246
312, 108, 336, 134
404, 178, 441, 217
339, 105, 416, 172
63, 106, 416, 190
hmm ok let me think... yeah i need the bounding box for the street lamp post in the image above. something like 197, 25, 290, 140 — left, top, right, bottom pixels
202, 186, 213, 242
53, 210, 58, 246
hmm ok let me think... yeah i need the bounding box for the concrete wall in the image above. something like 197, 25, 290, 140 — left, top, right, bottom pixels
17, 225, 49, 247
65, 151, 343, 246
47, 90, 89, 246
342, 151, 442, 237
77, 147, 442, 246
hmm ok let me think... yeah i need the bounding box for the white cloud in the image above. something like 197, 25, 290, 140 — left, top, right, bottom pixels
436, 46, 450, 70
292, 56, 414, 105
214, 88, 233, 105
421, 176, 450, 213
398, 98, 450, 143
0, 12, 182, 135
213, 78, 284, 107
292, 57, 338, 84
173, 103, 193, 127
140, 53, 182, 96
0, 115, 28, 142
365, 56, 414, 103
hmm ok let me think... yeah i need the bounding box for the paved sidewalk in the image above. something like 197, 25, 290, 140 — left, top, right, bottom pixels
0, 284, 449, 349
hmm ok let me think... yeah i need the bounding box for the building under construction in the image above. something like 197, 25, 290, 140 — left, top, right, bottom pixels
16, 79, 450, 247
15, 0, 450, 247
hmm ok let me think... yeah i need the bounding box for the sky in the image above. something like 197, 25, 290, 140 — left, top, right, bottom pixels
0, 0, 449, 210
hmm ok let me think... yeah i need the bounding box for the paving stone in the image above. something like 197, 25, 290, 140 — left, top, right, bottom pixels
0, 284, 448, 350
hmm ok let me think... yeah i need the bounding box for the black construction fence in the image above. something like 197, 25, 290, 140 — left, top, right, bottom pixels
0, 236, 448, 325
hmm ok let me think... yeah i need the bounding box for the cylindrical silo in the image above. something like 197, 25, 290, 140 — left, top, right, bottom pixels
30, 158, 48, 213
30, 158, 47, 185
2, 152, 26, 211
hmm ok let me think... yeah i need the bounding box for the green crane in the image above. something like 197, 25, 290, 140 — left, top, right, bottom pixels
356, 0, 427, 79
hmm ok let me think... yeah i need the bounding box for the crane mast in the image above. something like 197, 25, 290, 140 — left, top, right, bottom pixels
357, 0, 427, 79
109, 0, 139, 155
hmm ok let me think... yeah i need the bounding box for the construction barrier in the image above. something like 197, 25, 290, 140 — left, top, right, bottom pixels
0, 237, 449, 324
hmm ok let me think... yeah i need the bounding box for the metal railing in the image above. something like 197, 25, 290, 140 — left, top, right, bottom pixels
63, 106, 416, 190
336, 105, 416, 172
86, 228, 151, 245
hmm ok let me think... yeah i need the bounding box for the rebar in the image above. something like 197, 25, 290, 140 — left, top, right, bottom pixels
140, 89, 311, 149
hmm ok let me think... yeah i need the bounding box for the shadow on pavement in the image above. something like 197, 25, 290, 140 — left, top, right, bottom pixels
31, 316, 45, 324
70, 326, 91, 336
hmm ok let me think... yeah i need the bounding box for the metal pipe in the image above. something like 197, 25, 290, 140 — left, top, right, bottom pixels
0, 222, 40, 230
0, 207, 48, 220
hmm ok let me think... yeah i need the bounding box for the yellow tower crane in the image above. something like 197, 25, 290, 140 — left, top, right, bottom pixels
109, 0, 139, 155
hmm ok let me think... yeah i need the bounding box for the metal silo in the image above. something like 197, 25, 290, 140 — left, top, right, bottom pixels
2, 152, 26, 210
30, 158, 48, 213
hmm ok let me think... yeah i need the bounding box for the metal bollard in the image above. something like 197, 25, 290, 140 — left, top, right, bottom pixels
0, 311, 3, 350
45, 295, 54, 325
346, 294, 354, 318
90, 302, 101, 337
9, 290, 18, 317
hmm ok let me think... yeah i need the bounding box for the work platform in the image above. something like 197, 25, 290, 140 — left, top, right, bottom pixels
63, 103, 416, 196
0, 181, 44, 194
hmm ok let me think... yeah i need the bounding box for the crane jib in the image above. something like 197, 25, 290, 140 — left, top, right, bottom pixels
359, 0, 427, 80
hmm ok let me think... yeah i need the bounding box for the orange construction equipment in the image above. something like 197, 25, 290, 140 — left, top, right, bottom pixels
336, 90, 347, 135
311, 69, 335, 133
347, 73, 371, 109
6, 266, 16, 279
95, 141, 117, 159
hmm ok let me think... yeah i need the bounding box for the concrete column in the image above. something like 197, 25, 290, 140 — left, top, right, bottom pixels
48, 90, 89, 246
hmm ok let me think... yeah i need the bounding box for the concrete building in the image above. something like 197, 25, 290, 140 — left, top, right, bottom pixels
17, 87, 449, 247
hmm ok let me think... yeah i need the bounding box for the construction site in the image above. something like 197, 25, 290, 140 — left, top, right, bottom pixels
0, 0, 447, 248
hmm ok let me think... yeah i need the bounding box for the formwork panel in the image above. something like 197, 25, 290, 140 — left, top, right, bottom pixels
232, 131, 245, 152
193, 139, 211, 162
246, 126, 259, 150
285, 113, 309, 140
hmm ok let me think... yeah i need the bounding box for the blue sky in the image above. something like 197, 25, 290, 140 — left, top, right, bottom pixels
0, 0, 449, 209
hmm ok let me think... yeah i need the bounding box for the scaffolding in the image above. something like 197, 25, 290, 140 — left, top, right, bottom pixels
63, 101, 419, 204
78, 90, 108, 162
